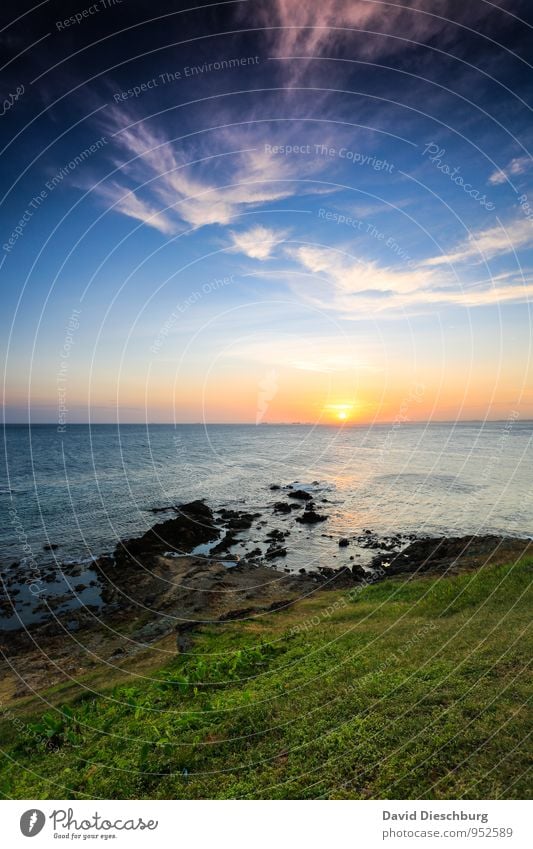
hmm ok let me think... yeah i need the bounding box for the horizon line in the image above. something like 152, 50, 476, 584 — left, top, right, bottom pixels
3, 419, 532, 427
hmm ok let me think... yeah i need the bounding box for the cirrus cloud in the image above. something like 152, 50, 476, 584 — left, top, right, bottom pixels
488, 156, 533, 185
227, 224, 289, 259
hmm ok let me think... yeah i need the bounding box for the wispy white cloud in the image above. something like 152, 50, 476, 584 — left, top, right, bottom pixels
93, 110, 335, 234
228, 224, 289, 259
257, 0, 373, 60
287, 244, 438, 314
348, 198, 413, 218
488, 156, 532, 185
422, 217, 532, 267
253, 0, 489, 82
94, 179, 176, 235
285, 217, 533, 315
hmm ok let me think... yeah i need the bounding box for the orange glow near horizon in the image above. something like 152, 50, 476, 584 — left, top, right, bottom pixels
120, 368, 533, 424
323, 403, 355, 423
33, 315, 521, 425
20, 348, 529, 424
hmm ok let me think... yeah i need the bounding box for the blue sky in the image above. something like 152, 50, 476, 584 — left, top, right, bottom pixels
1, 0, 532, 423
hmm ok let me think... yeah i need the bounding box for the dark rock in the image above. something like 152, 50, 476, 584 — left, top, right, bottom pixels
338, 538, 349, 547
273, 501, 291, 514
176, 632, 192, 652
227, 517, 253, 530
114, 500, 219, 564
135, 620, 172, 644
319, 566, 363, 588
175, 620, 198, 636
265, 546, 287, 559
210, 532, 237, 554
217, 606, 259, 622
266, 529, 289, 541
219, 509, 260, 530
43, 543, 59, 551
371, 535, 513, 577
269, 484, 281, 490
350, 564, 367, 581
296, 509, 327, 524
47, 593, 72, 608
288, 489, 313, 501
110, 647, 125, 657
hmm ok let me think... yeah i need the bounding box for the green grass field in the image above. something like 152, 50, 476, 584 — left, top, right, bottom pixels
1, 557, 531, 799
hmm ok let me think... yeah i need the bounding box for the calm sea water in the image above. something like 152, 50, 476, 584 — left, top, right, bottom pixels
1, 422, 532, 575
0, 420, 533, 629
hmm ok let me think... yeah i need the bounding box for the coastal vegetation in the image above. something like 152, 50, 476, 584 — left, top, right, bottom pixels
1, 554, 531, 799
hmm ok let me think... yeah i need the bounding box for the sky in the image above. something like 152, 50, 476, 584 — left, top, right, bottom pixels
1, 0, 532, 425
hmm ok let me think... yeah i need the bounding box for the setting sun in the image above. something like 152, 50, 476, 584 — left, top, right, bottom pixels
324, 403, 354, 423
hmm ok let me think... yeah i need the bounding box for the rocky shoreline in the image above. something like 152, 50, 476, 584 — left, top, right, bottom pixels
1, 486, 531, 699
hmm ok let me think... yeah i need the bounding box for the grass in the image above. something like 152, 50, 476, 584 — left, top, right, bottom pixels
0, 557, 531, 799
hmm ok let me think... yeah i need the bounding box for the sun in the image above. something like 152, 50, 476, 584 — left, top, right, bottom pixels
324, 403, 354, 423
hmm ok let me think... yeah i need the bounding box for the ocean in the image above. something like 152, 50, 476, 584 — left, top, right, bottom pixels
1, 421, 531, 627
